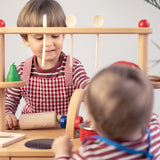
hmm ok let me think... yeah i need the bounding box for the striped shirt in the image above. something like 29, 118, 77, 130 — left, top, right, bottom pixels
5, 52, 90, 115
54, 114, 160, 160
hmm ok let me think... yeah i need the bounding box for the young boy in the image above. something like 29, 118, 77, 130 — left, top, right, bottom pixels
5, 0, 90, 129
52, 64, 160, 159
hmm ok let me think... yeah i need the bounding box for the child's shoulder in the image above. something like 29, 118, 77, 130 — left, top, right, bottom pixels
61, 52, 82, 66
149, 113, 160, 129
148, 113, 160, 144
16, 56, 33, 76
16, 61, 25, 75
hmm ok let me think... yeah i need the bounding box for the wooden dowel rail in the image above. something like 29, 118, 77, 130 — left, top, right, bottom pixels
0, 33, 5, 131
138, 34, 149, 74
0, 27, 152, 34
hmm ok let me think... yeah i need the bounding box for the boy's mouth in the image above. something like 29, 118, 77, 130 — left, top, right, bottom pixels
45, 49, 55, 53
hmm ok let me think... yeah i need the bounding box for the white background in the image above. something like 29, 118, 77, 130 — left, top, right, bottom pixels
0, 0, 160, 120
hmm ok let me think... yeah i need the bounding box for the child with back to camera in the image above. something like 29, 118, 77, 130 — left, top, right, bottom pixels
52, 64, 160, 159
5, 0, 90, 130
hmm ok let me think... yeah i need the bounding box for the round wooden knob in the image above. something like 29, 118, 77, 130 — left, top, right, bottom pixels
75, 116, 83, 129
138, 19, 150, 27
0, 19, 5, 27
93, 15, 104, 27
60, 115, 67, 128
66, 15, 77, 27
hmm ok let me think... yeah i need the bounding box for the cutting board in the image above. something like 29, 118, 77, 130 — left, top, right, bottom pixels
0, 132, 25, 147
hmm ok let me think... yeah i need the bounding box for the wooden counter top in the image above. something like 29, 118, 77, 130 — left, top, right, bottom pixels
0, 127, 81, 158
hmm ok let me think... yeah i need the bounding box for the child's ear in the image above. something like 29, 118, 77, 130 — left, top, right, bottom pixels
21, 37, 30, 47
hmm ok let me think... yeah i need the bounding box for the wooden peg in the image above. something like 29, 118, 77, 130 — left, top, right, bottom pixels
42, 14, 47, 68
93, 15, 104, 68
66, 15, 77, 68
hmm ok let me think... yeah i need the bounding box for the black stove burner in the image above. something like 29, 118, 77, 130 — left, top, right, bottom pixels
25, 138, 54, 149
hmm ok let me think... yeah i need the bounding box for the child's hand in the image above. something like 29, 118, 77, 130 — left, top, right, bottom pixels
5, 114, 18, 130
52, 135, 73, 156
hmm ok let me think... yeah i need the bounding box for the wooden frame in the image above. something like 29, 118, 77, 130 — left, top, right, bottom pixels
0, 27, 156, 137
66, 89, 85, 138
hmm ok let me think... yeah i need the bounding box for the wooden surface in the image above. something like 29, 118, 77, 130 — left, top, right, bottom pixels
148, 75, 160, 89
19, 112, 57, 129
0, 27, 152, 34
0, 34, 4, 82
0, 89, 5, 131
0, 34, 5, 131
66, 89, 85, 138
0, 132, 25, 147
138, 34, 148, 74
0, 127, 81, 159
0, 80, 26, 88
151, 81, 160, 89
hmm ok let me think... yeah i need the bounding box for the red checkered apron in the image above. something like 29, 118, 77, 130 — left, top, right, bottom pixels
21, 55, 74, 115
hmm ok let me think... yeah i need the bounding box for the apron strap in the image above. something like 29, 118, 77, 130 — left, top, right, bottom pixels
22, 55, 73, 86
82, 129, 154, 159
65, 55, 73, 86
21, 56, 34, 84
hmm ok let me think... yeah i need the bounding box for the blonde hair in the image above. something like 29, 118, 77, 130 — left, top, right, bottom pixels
85, 65, 153, 139
17, 0, 66, 40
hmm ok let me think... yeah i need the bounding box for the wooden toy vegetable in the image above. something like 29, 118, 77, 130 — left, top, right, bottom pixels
7, 63, 20, 82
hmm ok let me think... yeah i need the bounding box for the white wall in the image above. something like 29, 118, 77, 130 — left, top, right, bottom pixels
1, 0, 160, 120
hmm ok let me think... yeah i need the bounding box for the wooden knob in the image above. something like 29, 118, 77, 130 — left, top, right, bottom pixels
75, 116, 83, 129
60, 115, 67, 128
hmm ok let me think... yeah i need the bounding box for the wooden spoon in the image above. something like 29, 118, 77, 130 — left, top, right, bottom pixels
42, 14, 47, 68
93, 15, 104, 67
66, 15, 77, 67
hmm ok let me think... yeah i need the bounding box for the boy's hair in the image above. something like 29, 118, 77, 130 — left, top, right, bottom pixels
85, 65, 153, 139
17, 0, 66, 40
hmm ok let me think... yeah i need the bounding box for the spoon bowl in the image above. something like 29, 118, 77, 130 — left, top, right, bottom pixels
93, 15, 104, 27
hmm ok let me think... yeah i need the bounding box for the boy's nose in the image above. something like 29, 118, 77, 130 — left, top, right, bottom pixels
45, 35, 53, 46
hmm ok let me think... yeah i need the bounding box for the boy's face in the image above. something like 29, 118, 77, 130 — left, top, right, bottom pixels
22, 34, 65, 67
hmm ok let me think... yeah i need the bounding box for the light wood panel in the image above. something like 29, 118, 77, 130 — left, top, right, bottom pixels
12, 157, 53, 160
0, 128, 81, 158
0, 80, 26, 88
0, 158, 9, 160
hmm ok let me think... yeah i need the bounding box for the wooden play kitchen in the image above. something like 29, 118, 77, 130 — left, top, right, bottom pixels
0, 17, 159, 159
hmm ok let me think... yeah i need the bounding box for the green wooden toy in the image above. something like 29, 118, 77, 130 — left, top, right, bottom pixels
7, 63, 20, 82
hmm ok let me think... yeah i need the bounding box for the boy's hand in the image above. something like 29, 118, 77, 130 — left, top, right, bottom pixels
52, 135, 73, 156
5, 114, 18, 130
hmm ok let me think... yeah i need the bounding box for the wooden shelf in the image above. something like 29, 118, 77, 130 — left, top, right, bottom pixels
0, 80, 26, 88
151, 81, 160, 89
149, 75, 160, 89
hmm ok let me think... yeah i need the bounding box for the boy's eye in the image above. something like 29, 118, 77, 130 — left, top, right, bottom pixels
34, 34, 61, 40
36, 37, 43, 40
52, 34, 60, 38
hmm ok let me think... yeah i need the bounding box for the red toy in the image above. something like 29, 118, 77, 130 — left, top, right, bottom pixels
0, 19, 5, 27
113, 61, 140, 70
138, 19, 150, 27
